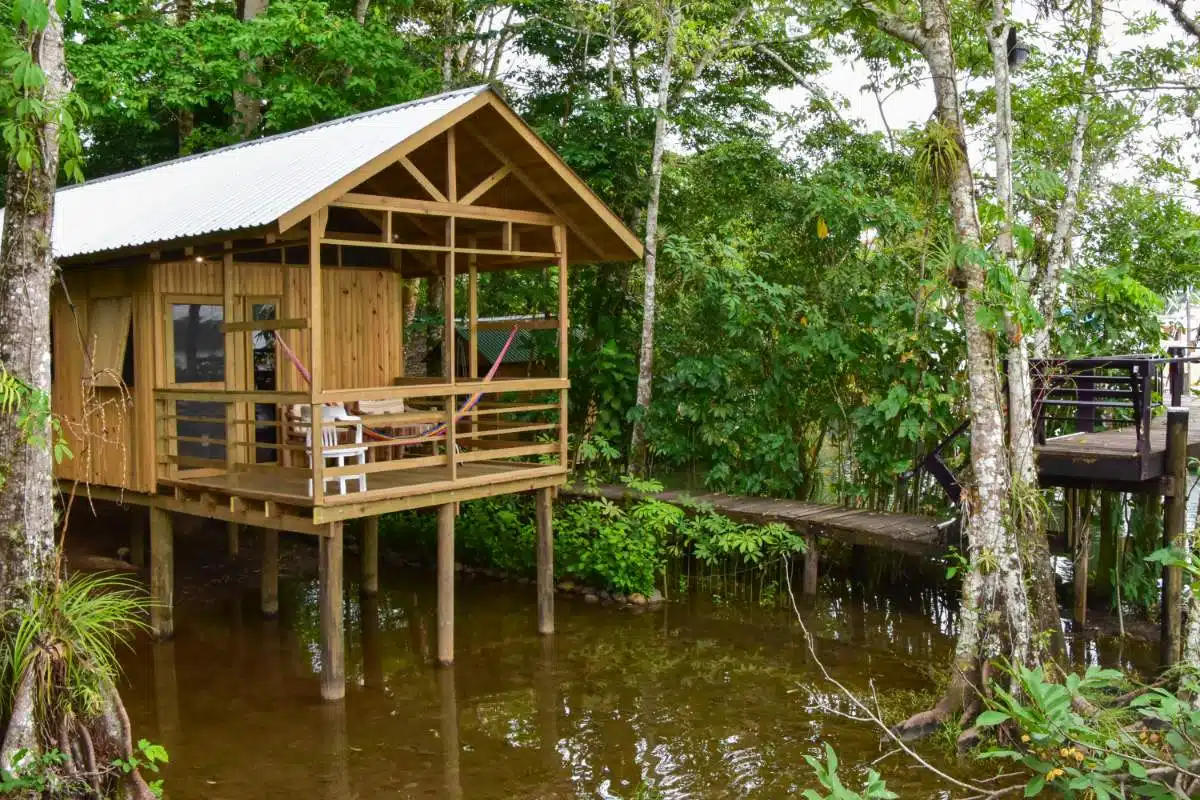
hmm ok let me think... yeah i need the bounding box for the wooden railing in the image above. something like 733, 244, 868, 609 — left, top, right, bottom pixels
153, 378, 568, 505
1030, 349, 1195, 457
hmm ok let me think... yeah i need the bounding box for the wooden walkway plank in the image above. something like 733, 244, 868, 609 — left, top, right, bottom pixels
564, 485, 951, 557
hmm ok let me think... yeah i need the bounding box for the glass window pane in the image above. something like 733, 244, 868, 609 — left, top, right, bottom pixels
172, 303, 224, 383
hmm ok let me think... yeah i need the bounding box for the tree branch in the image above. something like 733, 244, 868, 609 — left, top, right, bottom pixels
756, 45, 849, 127
860, 0, 926, 50
1156, 0, 1200, 41
668, 4, 751, 106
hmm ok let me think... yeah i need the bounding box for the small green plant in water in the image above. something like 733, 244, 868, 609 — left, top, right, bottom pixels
802, 744, 896, 799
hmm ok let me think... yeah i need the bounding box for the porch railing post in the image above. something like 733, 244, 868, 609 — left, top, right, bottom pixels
1168, 345, 1185, 406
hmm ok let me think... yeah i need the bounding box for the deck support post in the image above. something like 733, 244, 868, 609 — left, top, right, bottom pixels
227, 521, 240, 558
1161, 407, 1189, 668
261, 529, 279, 617
319, 522, 345, 701
362, 516, 379, 594
1073, 518, 1090, 628
536, 487, 554, 635
803, 533, 818, 596
437, 503, 455, 666
1095, 492, 1117, 604
149, 507, 174, 639
438, 664, 462, 799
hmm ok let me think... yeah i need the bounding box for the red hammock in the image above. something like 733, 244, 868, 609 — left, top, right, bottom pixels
273, 326, 520, 445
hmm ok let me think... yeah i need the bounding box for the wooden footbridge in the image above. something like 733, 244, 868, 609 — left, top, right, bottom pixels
573, 353, 1200, 641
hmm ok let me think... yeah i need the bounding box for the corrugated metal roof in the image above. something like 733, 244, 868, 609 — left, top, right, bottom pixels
7, 85, 488, 259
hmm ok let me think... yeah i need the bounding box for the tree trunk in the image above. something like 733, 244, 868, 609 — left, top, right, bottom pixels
176, 0, 194, 151
989, 0, 1063, 661
1030, 0, 1103, 359
353, 0, 370, 24
0, 0, 67, 619
233, 0, 269, 140
627, 1, 679, 474
874, 0, 1034, 739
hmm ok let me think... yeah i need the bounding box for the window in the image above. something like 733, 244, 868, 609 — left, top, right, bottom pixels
87, 297, 133, 388
171, 302, 224, 384
176, 400, 227, 463
250, 301, 279, 463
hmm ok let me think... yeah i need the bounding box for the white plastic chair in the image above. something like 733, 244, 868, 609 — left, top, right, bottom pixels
301, 404, 367, 495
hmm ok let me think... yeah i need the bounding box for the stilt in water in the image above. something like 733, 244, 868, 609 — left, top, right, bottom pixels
536, 487, 554, 635
437, 503, 455, 666
149, 507, 174, 639
1161, 407, 1189, 667
1095, 492, 1118, 604
1072, 491, 1093, 629
361, 590, 383, 690
803, 533, 818, 596
362, 516, 379, 594
319, 521, 345, 701
227, 521, 240, 557
261, 529, 279, 617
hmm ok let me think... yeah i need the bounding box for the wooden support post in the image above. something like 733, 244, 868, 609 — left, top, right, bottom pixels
1095, 492, 1117, 604
319, 522, 345, 701
310, 210, 327, 504
130, 509, 147, 568
361, 590, 383, 690
362, 516, 379, 594
803, 533, 818, 596
149, 507, 174, 639
437, 503, 455, 666
261, 529, 279, 617
555, 225, 569, 468
536, 487, 555, 635
1073, 506, 1091, 629
227, 521, 240, 557
1161, 407, 1189, 667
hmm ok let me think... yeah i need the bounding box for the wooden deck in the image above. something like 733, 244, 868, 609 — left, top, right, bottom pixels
1034, 411, 1200, 487
163, 461, 566, 525
565, 485, 952, 556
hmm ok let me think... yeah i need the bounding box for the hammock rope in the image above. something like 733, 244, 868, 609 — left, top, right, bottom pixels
273, 325, 520, 446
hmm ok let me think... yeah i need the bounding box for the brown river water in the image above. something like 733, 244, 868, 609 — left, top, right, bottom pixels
93, 526, 1157, 800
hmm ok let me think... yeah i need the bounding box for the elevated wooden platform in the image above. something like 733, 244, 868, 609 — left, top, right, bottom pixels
1035, 411, 1200, 487
564, 485, 952, 557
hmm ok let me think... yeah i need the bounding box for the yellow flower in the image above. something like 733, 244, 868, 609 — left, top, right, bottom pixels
1047, 768, 1065, 781
1060, 747, 1071, 758
1020, 734, 1031, 743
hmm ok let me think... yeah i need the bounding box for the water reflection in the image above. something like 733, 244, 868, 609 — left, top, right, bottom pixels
118, 564, 1159, 799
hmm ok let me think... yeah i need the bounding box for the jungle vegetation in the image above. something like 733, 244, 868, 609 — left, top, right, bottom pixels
3, 0, 1200, 795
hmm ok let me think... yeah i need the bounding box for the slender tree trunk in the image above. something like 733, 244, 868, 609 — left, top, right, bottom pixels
873, 0, 1034, 739
627, 1, 679, 474
353, 0, 370, 24
1030, 0, 1102, 359
989, 0, 1063, 660
177, 0, 194, 151
0, 0, 67, 618
233, 0, 269, 140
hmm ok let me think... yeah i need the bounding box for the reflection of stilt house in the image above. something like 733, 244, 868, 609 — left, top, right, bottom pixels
38, 86, 642, 699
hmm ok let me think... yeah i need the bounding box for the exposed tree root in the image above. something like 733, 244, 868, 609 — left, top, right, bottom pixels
1, 645, 158, 798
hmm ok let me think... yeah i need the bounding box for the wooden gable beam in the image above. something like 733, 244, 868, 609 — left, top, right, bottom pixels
399, 156, 447, 203
479, 94, 644, 259
276, 89, 492, 234
460, 164, 512, 206
460, 123, 606, 260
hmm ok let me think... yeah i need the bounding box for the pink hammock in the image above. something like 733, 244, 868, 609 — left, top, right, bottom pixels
273, 326, 520, 445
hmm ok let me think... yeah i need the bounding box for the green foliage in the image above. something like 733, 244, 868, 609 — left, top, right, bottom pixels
381, 478, 809, 595
802, 744, 897, 800
113, 738, 169, 797
0, 572, 148, 720
0, 367, 73, 488
978, 663, 1200, 798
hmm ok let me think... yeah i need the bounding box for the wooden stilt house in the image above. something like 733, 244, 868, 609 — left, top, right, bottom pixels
36, 85, 642, 699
